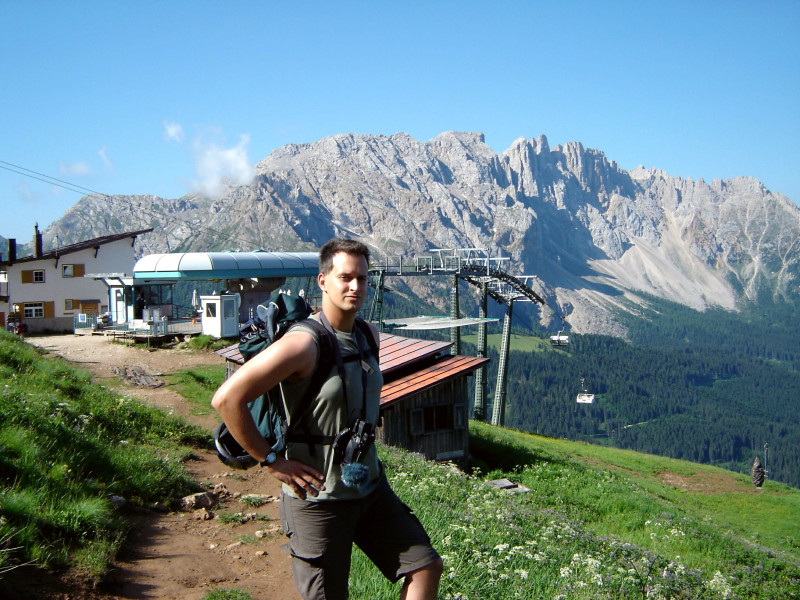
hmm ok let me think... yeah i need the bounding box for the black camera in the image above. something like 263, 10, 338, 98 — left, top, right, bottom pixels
332, 419, 375, 466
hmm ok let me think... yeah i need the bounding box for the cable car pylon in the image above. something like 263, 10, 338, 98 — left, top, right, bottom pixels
367, 247, 548, 427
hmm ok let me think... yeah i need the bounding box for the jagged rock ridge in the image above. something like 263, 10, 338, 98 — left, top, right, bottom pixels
41, 131, 800, 337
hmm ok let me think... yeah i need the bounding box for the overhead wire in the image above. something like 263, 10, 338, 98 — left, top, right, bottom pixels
0, 160, 270, 251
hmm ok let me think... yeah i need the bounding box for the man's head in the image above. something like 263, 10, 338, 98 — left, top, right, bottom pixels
318, 239, 370, 318
319, 238, 370, 274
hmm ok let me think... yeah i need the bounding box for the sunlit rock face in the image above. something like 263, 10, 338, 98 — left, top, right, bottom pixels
43, 132, 799, 337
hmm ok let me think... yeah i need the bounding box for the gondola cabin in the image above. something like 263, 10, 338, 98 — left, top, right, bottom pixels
576, 393, 595, 404
550, 333, 570, 346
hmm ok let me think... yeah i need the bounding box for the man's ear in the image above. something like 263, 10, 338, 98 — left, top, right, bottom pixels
317, 271, 326, 292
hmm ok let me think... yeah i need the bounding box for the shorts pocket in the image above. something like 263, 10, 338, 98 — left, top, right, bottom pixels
279, 493, 327, 560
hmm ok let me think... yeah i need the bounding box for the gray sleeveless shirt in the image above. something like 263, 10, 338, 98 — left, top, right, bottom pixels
280, 315, 383, 501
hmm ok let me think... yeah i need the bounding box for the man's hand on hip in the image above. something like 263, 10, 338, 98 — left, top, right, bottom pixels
266, 457, 326, 499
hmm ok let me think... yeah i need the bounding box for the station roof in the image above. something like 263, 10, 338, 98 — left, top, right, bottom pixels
133, 251, 319, 282
215, 330, 488, 408
216, 332, 451, 371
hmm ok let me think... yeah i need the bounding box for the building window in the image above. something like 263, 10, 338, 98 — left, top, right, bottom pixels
410, 404, 457, 435
24, 302, 44, 318
65, 299, 74, 311
33, 270, 45, 283
62, 264, 74, 277
137, 284, 173, 306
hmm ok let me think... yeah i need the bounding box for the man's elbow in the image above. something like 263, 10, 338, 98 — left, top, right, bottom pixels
211, 387, 227, 413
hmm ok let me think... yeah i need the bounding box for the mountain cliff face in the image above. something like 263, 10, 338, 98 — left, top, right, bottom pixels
42, 131, 800, 337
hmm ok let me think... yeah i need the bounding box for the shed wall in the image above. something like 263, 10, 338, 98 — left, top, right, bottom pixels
377, 377, 469, 462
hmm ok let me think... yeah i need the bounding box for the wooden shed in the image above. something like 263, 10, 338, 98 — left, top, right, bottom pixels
215, 331, 489, 463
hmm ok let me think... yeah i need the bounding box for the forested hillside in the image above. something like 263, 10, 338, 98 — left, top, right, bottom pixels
467, 297, 800, 488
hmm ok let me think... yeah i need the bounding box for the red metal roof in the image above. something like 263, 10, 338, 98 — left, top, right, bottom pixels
215, 344, 244, 363
377, 333, 451, 374
379, 354, 489, 407
215, 331, 487, 407
216, 331, 452, 372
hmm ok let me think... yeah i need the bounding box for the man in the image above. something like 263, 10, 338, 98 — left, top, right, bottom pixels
212, 238, 443, 600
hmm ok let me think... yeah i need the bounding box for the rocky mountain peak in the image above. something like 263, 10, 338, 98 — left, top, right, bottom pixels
41, 131, 800, 338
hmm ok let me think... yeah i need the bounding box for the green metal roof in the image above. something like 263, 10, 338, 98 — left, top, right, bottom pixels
133, 251, 319, 282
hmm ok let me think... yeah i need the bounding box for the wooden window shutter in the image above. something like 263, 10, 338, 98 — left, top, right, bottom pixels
21, 270, 33, 284
43, 302, 55, 319
74, 264, 86, 277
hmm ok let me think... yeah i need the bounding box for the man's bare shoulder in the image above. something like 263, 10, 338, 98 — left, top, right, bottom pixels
242, 329, 318, 380
275, 328, 319, 358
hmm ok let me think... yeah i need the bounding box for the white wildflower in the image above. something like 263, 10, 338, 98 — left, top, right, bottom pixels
706, 571, 733, 599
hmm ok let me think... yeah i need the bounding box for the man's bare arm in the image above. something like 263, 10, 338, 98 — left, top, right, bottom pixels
211, 331, 326, 498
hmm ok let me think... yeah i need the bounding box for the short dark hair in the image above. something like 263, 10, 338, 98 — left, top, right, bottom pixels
319, 238, 370, 274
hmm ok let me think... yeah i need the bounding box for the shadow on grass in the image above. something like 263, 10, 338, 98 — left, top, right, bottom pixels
468, 427, 574, 474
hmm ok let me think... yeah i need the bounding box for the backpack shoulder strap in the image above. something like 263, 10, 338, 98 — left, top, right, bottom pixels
282, 316, 379, 450
281, 317, 340, 448
353, 317, 379, 360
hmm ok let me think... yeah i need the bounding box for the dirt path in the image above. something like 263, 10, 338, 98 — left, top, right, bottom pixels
18, 334, 301, 600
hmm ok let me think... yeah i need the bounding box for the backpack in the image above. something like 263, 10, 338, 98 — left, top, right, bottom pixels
214, 292, 378, 469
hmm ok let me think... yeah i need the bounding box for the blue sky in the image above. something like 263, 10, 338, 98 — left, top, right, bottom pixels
1, 1, 798, 243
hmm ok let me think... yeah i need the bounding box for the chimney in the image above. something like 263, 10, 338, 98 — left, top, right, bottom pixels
33, 224, 43, 258
8, 239, 16, 263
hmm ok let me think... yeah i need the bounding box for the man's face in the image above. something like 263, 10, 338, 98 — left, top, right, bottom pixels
319, 251, 369, 313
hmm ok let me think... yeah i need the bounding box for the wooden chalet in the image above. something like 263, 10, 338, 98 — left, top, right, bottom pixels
215, 331, 489, 463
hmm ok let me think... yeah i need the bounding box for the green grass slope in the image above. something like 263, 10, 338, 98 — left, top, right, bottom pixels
2, 330, 798, 599
353, 422, 800, 599
0, 330, 209, 581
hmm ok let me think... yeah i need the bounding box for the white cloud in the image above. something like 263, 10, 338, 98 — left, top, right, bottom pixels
15, 180, 41, 204
59, 161, 91, 176
164, 121, 185, 143
191, 133, 256, 198
98, 146, 114, 170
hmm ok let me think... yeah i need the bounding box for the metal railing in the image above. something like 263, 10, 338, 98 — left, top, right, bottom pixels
73, 315, 199, 337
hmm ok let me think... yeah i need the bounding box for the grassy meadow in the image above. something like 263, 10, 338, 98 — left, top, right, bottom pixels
0, 330, 209, 580
1, 330, 798, 599
350, 423, 800, 599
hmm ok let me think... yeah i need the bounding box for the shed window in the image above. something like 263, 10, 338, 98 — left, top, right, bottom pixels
454, 404, 466, 430
411, 404, 457, 434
